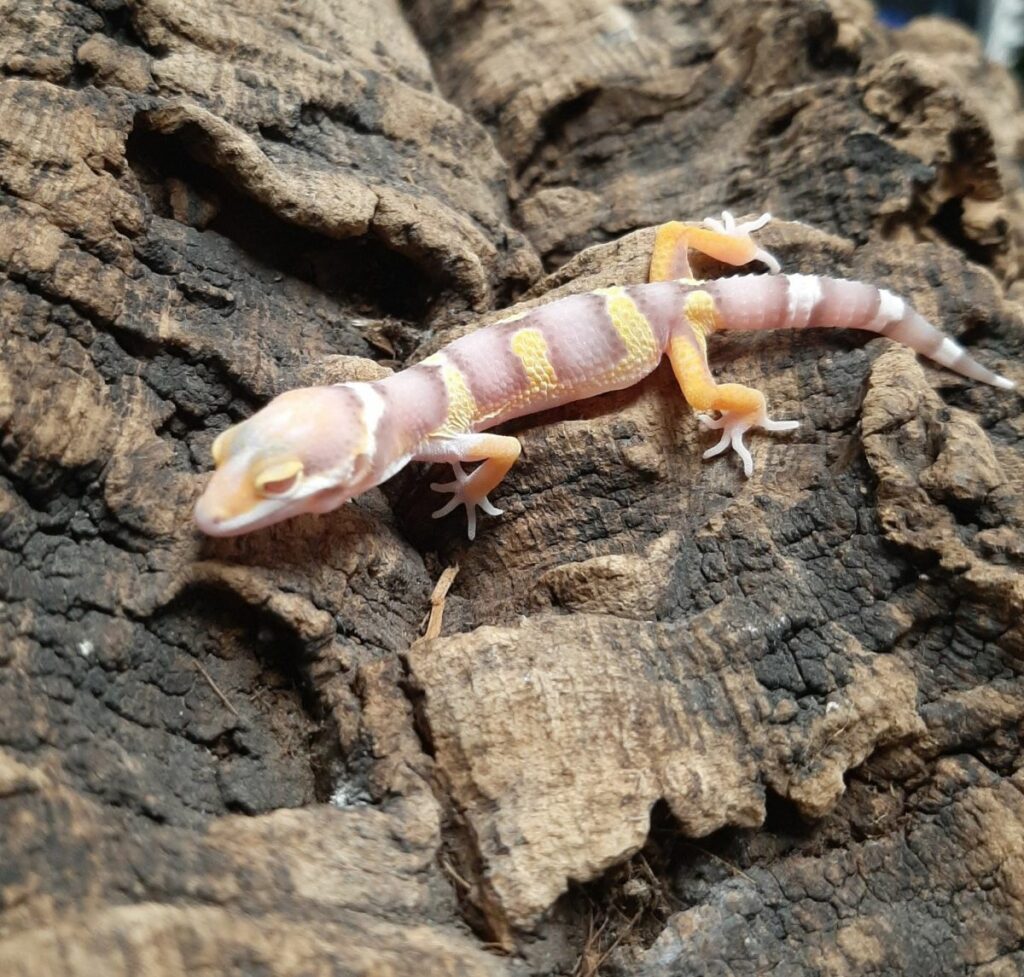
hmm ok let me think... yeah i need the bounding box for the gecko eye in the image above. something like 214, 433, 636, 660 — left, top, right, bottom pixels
254, 460, 304, 497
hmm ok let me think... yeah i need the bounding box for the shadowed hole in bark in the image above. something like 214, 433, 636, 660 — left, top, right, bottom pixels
515, 89, 601, 186
125, 122, 436, 321
759, 103, 801, 141
394, 667, 503, 940
148, 586, 345, 813
942, 494, 997, 531
805, 6, 861, 74
398, 667, 436, 760
929, 194, 1006, 269
761, 788, 815, 842
97, 2, 167, 56
553, 802, 746, 969
0, 443, 105, 520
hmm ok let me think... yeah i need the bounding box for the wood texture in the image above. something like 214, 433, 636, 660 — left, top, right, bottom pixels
2, 1, 1024, 974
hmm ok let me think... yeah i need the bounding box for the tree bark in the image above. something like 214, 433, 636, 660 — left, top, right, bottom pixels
2, 1, 1023, 974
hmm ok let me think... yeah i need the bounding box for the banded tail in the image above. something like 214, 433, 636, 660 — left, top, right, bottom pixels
706, 274, 1015, 390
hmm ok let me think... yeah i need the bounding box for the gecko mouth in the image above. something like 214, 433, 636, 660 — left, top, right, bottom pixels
193, 496, 296, 537
194, 478, 359, 537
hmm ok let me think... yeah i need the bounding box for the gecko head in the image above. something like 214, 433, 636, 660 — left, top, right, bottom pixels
194, 385, 381, 537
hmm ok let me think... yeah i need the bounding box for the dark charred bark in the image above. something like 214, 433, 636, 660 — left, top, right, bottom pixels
2, 1, 1023, 974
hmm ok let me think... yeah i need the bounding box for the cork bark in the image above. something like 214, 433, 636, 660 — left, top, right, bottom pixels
2, 1, 1024, 974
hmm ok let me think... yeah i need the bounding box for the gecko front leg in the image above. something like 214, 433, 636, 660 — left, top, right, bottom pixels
415, 433, 522, 540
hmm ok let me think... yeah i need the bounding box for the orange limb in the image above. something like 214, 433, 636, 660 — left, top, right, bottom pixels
666, 332, 765, 416
666, 291, 797, 476
418, 433, 523, 539
648, 211, 779, 283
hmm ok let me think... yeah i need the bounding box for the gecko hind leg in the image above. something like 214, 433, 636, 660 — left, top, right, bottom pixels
700, 211, 780, 273
697, 403, 799, 477
650, 211, 780, 282
667, 321, 799, 477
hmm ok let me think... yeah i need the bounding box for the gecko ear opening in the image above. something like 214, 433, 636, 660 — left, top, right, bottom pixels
255, 460, 304, 497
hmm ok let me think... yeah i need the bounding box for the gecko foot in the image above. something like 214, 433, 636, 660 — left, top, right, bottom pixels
697, 408, 799, 477
430, 462, 503, 541
701, 210, 781, 274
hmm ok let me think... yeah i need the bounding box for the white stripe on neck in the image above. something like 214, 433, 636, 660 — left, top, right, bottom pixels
347, 382, 387, 463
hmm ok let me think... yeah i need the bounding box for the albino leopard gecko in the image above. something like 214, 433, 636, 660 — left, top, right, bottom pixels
194, 213, 1014, 540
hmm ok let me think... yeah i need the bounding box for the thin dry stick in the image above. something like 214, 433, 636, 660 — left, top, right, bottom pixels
589, 908, 644, 976
440, 854, 472, 893
678, 840, 755, 884
423, 563, 460, 640
193, 659, 240, 719
573, 910, 610, 977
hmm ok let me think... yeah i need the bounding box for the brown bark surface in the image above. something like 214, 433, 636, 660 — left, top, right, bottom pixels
2, 1, 1024, 974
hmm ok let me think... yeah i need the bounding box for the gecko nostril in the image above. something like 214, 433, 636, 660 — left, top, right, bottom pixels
194, 497, 225, 528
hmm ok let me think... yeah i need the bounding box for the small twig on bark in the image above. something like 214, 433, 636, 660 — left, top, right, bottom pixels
192, 659, 240, 719
573, 910, 610, 977
422, 563, 460, 640
678, 840, 754, 883
440, 854, 472, 892
580, 908, 644, 977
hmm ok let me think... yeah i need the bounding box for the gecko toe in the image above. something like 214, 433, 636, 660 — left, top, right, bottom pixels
753, 246, 781, 274
697, 413, 726, 430
431, 495, 461, 519
761, 417, 799, 432
478, 497, 504, 517
737, 212, 772, 234
700, 404, 798, 476
430, 479, 503, 537
702, 428, 732, 459
731, 429, 755, 477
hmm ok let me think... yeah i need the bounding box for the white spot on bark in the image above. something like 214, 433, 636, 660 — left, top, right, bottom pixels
330, 781, 371, 809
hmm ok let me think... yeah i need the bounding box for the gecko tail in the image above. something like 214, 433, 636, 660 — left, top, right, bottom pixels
706, 274, 1015, 390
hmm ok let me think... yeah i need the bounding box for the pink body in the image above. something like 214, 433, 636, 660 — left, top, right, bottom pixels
370, 273, 1008, 446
